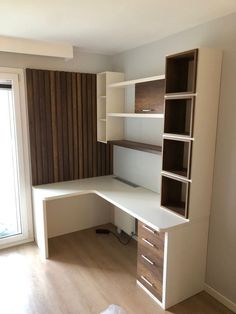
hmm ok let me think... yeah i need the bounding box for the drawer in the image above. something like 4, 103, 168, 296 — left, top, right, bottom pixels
137, 245, 163, 282
137, 260, 162, 302
138, 221, 164, 254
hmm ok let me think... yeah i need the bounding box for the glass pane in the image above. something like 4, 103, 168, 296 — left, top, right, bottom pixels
0, 85, 22, 239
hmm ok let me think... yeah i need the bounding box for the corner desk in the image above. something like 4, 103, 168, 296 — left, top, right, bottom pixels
32, 175, 208, 309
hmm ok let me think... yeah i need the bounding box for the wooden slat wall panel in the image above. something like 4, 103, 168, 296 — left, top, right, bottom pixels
26, 69, 113, 186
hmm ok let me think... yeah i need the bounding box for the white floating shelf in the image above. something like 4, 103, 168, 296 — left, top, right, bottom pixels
107, 113, 164, 118
99, 118, 107, 122
99, 95, 106, 98
108, 74, 165, 88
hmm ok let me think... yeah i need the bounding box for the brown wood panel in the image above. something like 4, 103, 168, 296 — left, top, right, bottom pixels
26, 69, 113, 185
135, 79, 165, 113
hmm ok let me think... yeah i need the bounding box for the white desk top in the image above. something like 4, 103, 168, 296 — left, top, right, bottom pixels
33, 175, 188, 232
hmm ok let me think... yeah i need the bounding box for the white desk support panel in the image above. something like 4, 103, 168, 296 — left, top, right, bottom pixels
32, 175, 208, 309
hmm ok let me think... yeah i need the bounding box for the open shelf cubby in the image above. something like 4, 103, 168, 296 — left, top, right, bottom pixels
162, 138, 191, 179
165, 49, 198, 95
164, 97, 194, 137
161, 175, 189, 218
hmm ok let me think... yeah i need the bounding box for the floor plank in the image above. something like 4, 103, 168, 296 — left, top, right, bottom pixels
0, 225, 233, 314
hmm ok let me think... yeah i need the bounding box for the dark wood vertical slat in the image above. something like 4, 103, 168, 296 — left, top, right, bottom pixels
50, 71, 59, 182
77, 73, 83, 179
26, 69, 113, 185
101, 143, 106, 175
92, 74, 97, 177
61, 72, 69, 180
109, 144, 113, 174
39, 70, 49, 183
26, 69, 37, 185
55, 71, 64, 181
72, 73, 78, 179
81, 74, 88, 178
97, 143, 102, 177
87, 74, 93, 177
32, 70, 43, 184
67, 72, 74, 179
44, 70, 54, 183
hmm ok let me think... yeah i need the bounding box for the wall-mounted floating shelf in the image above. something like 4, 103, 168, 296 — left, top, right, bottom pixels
107, 113, 164, 118
109, 74, 165, 88
109, 140, 162, 155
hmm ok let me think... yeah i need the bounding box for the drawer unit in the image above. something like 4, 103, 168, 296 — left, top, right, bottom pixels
137, 221, 165, 302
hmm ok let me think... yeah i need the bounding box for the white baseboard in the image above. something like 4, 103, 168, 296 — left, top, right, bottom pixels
204, 284, 236, 313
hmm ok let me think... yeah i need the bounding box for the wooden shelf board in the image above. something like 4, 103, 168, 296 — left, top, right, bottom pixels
165, 92, 197, 99
161, 204, 186, 217
108, 113, 164, 119
109, 75, 165, 88
109, 140, 162, 155
162, 169, 188, 178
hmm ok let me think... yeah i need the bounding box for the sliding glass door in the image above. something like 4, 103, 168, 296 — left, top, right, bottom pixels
0, 70, 33, 249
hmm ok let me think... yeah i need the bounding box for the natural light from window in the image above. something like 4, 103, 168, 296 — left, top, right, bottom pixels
0, 85, 22, 239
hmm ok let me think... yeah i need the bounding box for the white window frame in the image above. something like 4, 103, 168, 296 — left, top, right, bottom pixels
0, 67, 33, 249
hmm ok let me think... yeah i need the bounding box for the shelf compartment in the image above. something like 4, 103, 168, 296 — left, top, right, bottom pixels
107, 113, 164, 118
108, 75, 165, 88
165, 49, 198, 95
161, 175, 189, 218
162, 138, 192, 179
109, 140, 162, 155
97, 72, 106, 97
135, 79, 165, 114
164, 97, 195, 137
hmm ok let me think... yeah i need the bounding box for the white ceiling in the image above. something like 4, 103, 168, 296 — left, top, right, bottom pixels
0, 0, 236, 55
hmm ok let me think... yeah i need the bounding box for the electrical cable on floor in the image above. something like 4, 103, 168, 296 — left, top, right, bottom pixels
95, 228, 136, 245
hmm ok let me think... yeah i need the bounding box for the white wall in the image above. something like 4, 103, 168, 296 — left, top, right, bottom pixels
0, 47, 112, 73
111, 13, 236, 305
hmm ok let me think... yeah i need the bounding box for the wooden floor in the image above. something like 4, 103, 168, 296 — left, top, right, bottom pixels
0, 225, 233, 314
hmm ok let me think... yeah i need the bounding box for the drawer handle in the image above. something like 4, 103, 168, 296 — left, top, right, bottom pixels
141, 254, 155, 265
142, 224, 156, 234
141, 275, 153, 287
142, 237, 155, 248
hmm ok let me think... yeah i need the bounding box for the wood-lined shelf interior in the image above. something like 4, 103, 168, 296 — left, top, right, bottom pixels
108, 74, 165, 88
161, 175, 189, 218
165, 49, 198, 95
109, 140, 162, 155
164, 97, 194, 137
162, 138, 191, 179
135, 79, 165, 114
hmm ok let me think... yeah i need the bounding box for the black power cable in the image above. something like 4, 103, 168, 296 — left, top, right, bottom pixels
96, 228, 136, 245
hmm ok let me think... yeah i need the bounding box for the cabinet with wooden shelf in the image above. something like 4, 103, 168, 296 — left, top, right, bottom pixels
162, 138, 192, 179
97, 72, 165, 152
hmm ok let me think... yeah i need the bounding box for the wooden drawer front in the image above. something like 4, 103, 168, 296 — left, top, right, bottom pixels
137, 244, 163, 282
137, 260, 163, 302
138, 221, 164, 254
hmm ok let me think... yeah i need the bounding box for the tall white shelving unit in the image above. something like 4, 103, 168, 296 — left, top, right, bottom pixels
97, 71, 124, 143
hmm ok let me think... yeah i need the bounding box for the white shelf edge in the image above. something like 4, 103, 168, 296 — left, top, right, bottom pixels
107, 113, 164, 119
161, 171, 192, 183
163, 134, 194, 141
99, 118, 106, 122
108, 74, 165, 88
165, 93, 197, 99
